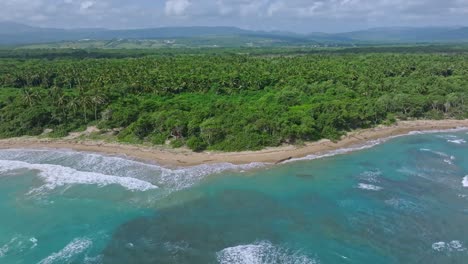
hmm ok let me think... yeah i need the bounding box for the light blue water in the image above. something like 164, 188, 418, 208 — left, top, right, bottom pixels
0, 131, 467, 264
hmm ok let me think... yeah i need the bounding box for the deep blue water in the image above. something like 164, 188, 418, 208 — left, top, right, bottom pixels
0, 130, 467, 263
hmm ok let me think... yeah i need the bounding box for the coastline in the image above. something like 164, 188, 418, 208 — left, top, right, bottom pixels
0, 119, 467, 167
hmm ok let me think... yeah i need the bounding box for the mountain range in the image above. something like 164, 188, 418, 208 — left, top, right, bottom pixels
0, 22, 467, 46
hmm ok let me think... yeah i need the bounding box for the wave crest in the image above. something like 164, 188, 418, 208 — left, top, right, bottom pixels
0, 159, 158, 192
38, 238, 92, 264
216, 241, 318, 264
0, 149, 265, 193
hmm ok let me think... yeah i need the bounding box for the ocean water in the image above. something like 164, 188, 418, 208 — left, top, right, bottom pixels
0, 130, 467, 264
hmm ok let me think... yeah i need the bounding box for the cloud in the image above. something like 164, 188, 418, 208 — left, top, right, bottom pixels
80, 1, 95, 11
0, 0, 467, 32
165, 0, 191, 16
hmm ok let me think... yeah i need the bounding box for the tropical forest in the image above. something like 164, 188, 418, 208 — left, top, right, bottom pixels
0, 47, 466, 152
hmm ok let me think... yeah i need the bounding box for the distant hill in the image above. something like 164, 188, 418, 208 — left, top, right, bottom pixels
336, 27, 468, 43
0, 22, 467, 46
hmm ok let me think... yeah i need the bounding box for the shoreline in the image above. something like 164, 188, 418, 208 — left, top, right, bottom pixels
0, 119, 467, 167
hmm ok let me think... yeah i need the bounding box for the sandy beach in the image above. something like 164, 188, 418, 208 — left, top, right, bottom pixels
0, 119, 467, 167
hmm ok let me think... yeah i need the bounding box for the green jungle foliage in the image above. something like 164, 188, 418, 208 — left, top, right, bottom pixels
0, 48, 467, 151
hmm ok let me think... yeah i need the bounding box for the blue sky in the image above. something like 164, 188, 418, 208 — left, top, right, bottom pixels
1, 0, 467, 33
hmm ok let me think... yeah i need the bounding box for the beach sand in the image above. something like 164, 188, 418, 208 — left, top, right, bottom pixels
0, 119, 467, 167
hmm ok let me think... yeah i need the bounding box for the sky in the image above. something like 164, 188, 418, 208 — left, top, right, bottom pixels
1, 0, 467, 33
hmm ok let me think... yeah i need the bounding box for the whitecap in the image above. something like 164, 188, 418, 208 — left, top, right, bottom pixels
38, 238, 92, 264
449, 240, 466, 251
216, 241, 318, 264
419, 148, 455, 165
357, 183, 383, 191
436, 134, 467, 144
385, 198, 420, 211
29, 237, 38, 249
0, 235, 37, 258
448, 139, 466, 144
432, 240, 466, 252
83, 254, 103, 264
419, 148, 454, 160
463, 176, 468, 187
0, 160, 157, 193
359, 169, 382, 183
0, 241, 9, 257
432, 242, 446, 252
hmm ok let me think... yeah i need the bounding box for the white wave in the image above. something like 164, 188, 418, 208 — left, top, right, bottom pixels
0, 235, 37, 258
419, 149, 455, 165
286, 139, 384, 163
359, 169, 382, 183
83, 254, 103, 264
0, 240, 9, 258
463, 176, 468, 187
0, 160, 157, 192
287, 127, 468, 163
432, 240, 466, 252
38, 238, 92, 264
29, 237, 38, 249
436, 134, 467, 144
410, 127, 468, 135
432, 242, 446, 252
448, 139, 466, 144
0, 149, 265, 193
385, 198, 420, 212
158, 162, 265, 192
357, 183, 383, 191
217, 241, 318, 264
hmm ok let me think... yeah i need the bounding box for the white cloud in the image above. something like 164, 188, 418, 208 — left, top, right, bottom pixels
0, 0, 467, 32
80, 1, 95, 11
165, 0, 191, 16
267, 1, 285, 17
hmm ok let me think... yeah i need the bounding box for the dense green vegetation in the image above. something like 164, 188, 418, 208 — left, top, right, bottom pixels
0, 48, 467, 151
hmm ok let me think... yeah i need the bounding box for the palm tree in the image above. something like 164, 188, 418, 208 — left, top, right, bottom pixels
67, 97, 79, 117
21, 88, 40, 107
79, 95, 92, 123
90, 94, 106, 121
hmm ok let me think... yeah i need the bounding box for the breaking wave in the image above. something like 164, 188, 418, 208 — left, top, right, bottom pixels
0, 159, 158, 193
38, 237, 92, 264
216, 241, 319, 264
357, 183, 383, 191
432, 240, 466, 252
0, 149, 265, 194
420, 148, 455, 165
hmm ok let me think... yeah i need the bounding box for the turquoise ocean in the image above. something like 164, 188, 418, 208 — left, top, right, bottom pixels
0, 130, 467, 264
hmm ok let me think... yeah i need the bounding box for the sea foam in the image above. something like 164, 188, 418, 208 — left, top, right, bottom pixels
216, 241, 318, 264
0, 149, 265, 193
38, 238, 92, 264
0, 235, 38, 258
0, 159, 158, 192
436, 134, 467, 145
463, 176, 468, 187
286, 139, 384, 163
432, 240, 466, 252
287, 127, 468, 163
357, 183, 383, 191
419, 148, 455, 165
359, 169, 382, 183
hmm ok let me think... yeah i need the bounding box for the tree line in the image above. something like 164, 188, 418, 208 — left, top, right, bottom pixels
0, 50, 466, 151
